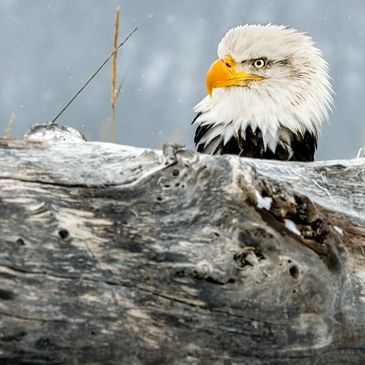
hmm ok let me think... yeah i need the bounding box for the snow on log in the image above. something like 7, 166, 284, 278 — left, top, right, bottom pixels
0, 124, 364, 365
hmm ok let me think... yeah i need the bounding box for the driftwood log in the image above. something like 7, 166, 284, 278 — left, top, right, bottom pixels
0, 125, 364, 365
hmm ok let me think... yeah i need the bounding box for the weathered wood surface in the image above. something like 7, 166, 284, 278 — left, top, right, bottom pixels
0, 135, 364, 365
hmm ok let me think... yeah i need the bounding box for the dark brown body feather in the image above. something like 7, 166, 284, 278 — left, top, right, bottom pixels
194, 120, 317, 162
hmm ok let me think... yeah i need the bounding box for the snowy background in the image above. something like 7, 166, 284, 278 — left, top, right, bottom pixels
0, 0, 364, 160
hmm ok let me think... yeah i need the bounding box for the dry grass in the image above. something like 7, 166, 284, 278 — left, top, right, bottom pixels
111, 6, 120, 143
3, 113, 15, 139
48, 6, 136, 140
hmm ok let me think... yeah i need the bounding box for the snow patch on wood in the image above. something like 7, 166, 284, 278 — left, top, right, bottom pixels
284, 218, 301, 236
255, 189, 273, 210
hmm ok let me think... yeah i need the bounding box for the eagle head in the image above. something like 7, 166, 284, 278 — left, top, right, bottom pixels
193, 24, 333, 161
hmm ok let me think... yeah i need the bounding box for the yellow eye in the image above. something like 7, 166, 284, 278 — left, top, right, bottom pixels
253, 59, 266, 68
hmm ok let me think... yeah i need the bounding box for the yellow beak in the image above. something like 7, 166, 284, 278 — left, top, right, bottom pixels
206, 55, 264, 96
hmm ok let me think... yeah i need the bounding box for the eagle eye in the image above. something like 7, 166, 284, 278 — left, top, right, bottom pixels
253, 59, 266, 69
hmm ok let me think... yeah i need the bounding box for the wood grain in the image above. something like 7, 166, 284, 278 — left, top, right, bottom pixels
0, 135, 364, 365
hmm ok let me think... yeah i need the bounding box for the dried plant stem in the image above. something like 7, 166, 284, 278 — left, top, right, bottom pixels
50, 26, 137, 125
3, 113, 15, 139
116, 65, 131, 100
111, 6, 120, 143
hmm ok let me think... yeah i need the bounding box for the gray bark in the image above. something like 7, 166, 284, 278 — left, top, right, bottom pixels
0, 127, 364, 365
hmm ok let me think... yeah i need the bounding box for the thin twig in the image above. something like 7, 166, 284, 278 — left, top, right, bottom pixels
50, 26, 138, 125
111, 6, 120, 143
116, 64, 131, 100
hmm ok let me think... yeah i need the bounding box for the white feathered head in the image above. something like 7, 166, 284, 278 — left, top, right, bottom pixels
194, 24, 332, 153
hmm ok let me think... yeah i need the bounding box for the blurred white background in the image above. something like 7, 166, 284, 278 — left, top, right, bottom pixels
0, 0, 364, 160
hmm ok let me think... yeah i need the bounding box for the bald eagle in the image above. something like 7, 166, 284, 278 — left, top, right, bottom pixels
193, 24, 332, 161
